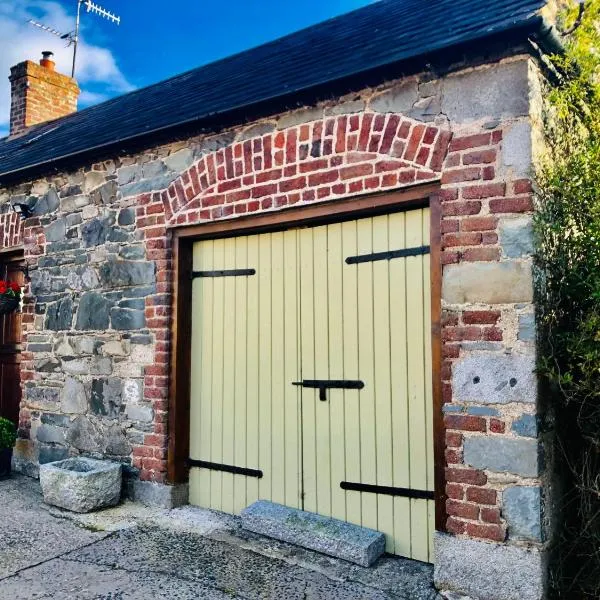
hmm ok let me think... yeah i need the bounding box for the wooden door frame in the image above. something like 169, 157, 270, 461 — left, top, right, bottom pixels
0, 248, 25, 426
168, 182, 446, 531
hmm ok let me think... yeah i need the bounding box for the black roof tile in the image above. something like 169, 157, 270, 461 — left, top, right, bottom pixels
0, 0, 548, 182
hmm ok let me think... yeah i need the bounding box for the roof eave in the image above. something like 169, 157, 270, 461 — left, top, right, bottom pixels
0, 16, 561, 187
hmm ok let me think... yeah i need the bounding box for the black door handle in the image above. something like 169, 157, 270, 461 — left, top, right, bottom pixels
292, 380, 365, 401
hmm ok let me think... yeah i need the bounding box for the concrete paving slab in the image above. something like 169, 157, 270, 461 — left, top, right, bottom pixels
0, 475, 439, 599
0, 476, 107, 579
0, 558, 235, 600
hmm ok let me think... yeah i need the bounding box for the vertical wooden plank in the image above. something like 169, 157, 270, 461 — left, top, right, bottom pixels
246, 235, 261, 505
233, 236, 249, 514
270, 231, 286, 505
326, 222, 347, 523
341, 220, 361, 529
405, 208, 429, 562
221, 239, 237, 515
299, 227, 316, 513
258, 234, 273, 502
388, 211, 412, 557
283, 229, 302, 508
210, 238, 225, 510
312, 225, 331, 518
371, 214, 394, 552
356, 218, 378, 533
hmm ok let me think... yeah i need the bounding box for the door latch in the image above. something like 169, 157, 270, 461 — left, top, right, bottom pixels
292, 380, 365, 401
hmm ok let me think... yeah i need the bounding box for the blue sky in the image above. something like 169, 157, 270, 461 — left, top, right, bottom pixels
0, 0, 373, 134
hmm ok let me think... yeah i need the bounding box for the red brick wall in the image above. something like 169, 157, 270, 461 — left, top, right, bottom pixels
439, 130, 534, 542
0, 212, 23, 250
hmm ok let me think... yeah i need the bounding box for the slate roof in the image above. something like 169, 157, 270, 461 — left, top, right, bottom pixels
0, 0, 550, 183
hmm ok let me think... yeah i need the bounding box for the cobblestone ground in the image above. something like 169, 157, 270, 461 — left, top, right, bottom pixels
0, 475, 439, 599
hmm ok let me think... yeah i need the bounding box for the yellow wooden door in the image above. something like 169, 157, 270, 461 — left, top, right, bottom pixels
189, 231, 302, 514
189, 208, 433, 563
298, 209, 434, 563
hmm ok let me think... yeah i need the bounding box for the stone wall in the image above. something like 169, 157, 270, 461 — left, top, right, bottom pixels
0, 54, 547, 593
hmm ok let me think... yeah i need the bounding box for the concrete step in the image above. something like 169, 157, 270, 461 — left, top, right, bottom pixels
241, 500, 385, 567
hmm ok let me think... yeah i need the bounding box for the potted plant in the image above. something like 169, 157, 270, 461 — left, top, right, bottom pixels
0, 417, 16, 479
0, 280, 22, 316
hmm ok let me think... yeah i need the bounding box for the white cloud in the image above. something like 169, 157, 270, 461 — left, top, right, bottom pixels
0, 0, 132, 136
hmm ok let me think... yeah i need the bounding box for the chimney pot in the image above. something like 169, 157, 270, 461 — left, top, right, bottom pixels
40, 51, 56, 71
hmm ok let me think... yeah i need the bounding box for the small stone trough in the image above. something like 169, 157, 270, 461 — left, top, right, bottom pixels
39, 457, 122, 513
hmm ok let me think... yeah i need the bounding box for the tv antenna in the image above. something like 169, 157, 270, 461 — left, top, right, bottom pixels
27, 0, 120, 78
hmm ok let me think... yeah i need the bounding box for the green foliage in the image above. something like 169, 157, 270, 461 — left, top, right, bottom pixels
0, 417, 16, 450
535, 1, 600, 596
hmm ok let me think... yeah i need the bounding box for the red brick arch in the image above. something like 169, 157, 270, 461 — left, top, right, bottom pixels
161, 112, 451, 226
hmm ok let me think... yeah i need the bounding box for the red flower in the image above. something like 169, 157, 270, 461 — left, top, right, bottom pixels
8, 282, 20, 293
0, 282, 7, 295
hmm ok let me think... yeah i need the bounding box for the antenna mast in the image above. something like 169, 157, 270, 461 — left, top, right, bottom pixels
27, 0, 120, 79
72, 0, 121, 78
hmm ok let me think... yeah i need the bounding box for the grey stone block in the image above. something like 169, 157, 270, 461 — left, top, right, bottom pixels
38, 444, 69, 465
119, 245, 145, 260
60, 378, 87, 416
34, 188, 60, 216
118, 208, 136, 226
453, 354, 536, 405
512, 414, 538, 438
129, 480, 189, 509
40, 457, 122, 513
464, 437, 539, 477
518, 313, 536, 342
369, 80, 418, 114
100, 261, 155, 288
502, 121, 532, 178
91, 378, 122, 418
76, 292, 111, 330
441, 60, 530, 122
466, 406, 499, 417
443, 262, 533, 305
125, 403, 153, 423
46, 296, 74, 331
503, 486, 542, 542
241, 500, 385, 567
66, 416, 103, 453
36, 424, 66, 444
434, 532, 547, 600
44, 218, 67, 242
110, 307, 146, 330
500, 218, 534, 259
164, 148, 194, 173
119, 174, 176, 198
82, 218, 110, 247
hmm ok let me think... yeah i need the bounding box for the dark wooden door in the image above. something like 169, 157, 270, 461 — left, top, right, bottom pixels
0, 255, 23, 425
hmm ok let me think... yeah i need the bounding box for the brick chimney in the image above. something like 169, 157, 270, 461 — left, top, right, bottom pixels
9, 51, 80, 137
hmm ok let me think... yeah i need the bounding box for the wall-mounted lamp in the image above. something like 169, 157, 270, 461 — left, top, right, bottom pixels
10, 202, 34, 219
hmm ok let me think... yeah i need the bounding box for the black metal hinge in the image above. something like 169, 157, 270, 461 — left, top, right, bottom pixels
340, 481, 434, 500
191, 269, 256, 279
188, 459, 263, 478
346, 246, 430, 265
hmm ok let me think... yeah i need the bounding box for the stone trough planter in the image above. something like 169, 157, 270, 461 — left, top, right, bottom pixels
39, 457, 122, 513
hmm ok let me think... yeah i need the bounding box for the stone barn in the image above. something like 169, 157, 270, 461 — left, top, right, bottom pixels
0, 1, 561, 598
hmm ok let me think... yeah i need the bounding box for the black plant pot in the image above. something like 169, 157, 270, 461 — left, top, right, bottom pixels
0, 448, 12, 479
